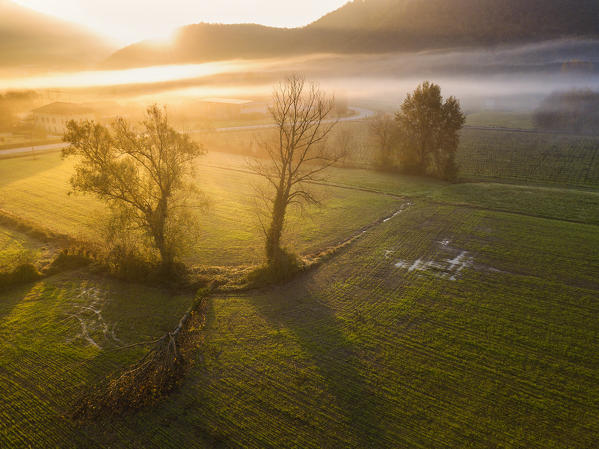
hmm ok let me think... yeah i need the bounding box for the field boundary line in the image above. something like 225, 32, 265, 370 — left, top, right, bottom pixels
198, 161, 599, 227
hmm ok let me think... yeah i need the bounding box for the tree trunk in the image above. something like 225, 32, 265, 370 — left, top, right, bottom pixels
151, 196, 173, 271
265, 192, 287, 265
417, 134, 428, 174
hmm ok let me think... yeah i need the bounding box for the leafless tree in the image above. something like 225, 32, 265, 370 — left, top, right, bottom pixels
369, 113, 396, 168
252, 75, 341, 266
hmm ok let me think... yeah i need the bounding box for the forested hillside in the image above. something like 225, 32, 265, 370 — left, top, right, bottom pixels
105, 0, 599, 68
0, 0, 113, 70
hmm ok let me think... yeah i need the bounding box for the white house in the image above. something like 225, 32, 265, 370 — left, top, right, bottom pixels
31, 102, 94, 135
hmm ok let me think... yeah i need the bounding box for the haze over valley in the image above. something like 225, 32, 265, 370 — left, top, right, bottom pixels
1, 0, 598, 111
1, 1, 599, 448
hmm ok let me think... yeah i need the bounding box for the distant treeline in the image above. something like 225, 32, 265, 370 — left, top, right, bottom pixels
0, 0, 113, 69
534, 90, 599, 135
0, 90, 39, 132
105, 0, 599, 68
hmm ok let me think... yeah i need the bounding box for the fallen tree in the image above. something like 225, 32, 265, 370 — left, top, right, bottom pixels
72, 287, 211, 419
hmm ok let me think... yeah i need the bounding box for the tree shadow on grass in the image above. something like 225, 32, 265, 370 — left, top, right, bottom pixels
247, 273, 385, 448
0, 281, 40, 322
0, 151, 64, 188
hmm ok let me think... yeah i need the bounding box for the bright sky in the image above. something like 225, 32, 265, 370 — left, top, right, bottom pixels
13, 0, 348, 45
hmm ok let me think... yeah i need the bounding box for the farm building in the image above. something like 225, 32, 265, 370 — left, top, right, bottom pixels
31, 102, 94, 135
197, 98, 268, 119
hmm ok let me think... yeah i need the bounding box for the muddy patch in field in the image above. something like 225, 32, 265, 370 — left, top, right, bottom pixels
393, 239, 502, 280
383, 202, 413, 223
67, 286, 121, 349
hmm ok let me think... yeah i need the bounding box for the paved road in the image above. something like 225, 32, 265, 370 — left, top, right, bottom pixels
0, 142, 68, 156
0, 107, 377, 157
202, 106, 376, 133
5, 109, 594, 158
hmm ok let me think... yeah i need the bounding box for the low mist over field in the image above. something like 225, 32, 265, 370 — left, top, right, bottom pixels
2, 0, 598, 112
2, 38, 598, 113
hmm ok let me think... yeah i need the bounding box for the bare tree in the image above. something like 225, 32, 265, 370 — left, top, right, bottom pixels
63, 105, 205, 271
252, 75, 340, 266
369, 112, 396, 168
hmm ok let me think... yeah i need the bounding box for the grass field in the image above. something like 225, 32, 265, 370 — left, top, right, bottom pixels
1, 122, 599, 447
457, 129, 599, 188
193, 120, 599, 188
0, 135, 60, 151
0, 150, 598, 274
0, 151, 402, 266
465, 111, 534, 129
1, 198, 598, 447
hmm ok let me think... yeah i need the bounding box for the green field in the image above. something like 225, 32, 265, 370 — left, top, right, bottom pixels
164, 203, 599, 448
1, 124, 599, 447
194, 119, 599, 188
1, 199, 598, 447
0, 151, 402, 266
465, 111, 534, 129
0, 273, 194, 448
457, 129, 599, 188
0, 226, 52, 271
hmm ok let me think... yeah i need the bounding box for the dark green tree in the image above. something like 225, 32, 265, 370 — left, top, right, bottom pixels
395, 81, 465, 180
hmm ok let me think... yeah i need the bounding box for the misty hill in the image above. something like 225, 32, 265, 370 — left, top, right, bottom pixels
0, 0, 114, 71
312, 0, 599, 44
105, 0, 599, 68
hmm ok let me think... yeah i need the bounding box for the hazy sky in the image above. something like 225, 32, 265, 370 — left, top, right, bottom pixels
13, 0, 348, 45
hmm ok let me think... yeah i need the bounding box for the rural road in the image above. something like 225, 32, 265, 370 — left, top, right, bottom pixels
208, 106, 376, 133
0, 107, 376, 157
2, 109, 594, 157
0, 142, 69, 156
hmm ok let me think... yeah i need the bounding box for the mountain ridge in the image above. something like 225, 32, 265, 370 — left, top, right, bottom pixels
0, 0, 114, 71
104, 0, 599, 69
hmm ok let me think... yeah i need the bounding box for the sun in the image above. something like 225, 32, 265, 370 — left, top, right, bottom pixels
11, 0, 179, 45
11, 0, 351, 46
144, 28, 178, 46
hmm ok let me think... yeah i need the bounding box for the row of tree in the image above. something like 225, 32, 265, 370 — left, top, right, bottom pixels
370, 81, 465, 180
63, 78, 462, 274
63, 76, 341, 275
534, 89, 599, 135
0, 90, 40, 133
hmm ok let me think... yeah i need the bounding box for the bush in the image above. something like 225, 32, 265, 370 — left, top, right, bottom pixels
397, 161, 425, 176
247, 249, 303, 287
46, 248, 93, 275
0, 263, 41, 289
103, 244, 155, 281
534, 89, 599, 134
